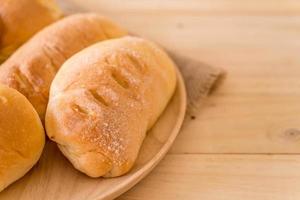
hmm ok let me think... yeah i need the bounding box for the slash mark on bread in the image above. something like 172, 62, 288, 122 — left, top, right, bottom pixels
111, 70, 129, 89
72, 104, 89, 115
127, 53, 144, 71
90, 90, 109, 106
14, 68, 34, 91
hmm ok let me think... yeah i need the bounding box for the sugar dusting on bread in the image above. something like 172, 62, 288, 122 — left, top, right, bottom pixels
46, 36, 176, 177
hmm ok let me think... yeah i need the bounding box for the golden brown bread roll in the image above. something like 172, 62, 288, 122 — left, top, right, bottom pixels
0, 0, 63, 62
45, 36, 177, 177
0, 84, 45, 192
0, 13, 128, 120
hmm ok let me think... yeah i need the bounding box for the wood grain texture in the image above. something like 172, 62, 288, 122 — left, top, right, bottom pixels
118, 155, 300, 200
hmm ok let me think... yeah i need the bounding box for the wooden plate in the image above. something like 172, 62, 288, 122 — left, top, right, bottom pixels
0, 69, 186, 200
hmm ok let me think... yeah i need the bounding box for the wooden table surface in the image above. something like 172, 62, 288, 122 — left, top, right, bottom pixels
65, 0, 300, 199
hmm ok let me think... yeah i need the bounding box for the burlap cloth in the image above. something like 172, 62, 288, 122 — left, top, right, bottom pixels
168, 52, 223, 117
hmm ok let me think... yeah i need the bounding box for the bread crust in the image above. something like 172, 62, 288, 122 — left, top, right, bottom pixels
0, 13, 128, 120
0, 0, 63, 62
0, 84, 45, 192
46, 36, 177, 177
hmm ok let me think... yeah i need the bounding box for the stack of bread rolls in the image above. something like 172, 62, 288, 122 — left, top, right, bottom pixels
0, 0, 177, 191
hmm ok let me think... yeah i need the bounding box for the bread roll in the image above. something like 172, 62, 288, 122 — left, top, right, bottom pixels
45, 36, 177, 177
0, 13, 128, 120
0, 84, 45, 192
0, 0, 63, 62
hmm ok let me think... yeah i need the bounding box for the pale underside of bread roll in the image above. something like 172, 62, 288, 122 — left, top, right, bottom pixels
46, 36, 177, 177
0, 0, 63, 63
0, 13, 128, 120
0, 84, 45, 192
